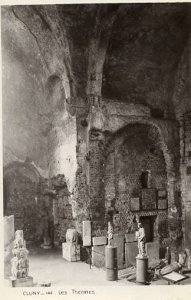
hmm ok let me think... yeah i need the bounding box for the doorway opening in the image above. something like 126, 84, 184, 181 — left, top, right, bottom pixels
139, 216, 156, 242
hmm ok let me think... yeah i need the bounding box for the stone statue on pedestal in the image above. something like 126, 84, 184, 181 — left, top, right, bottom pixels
136, 222, 146, 257
107, 221, 114, 246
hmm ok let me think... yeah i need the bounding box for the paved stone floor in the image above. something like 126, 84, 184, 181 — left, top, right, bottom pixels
4, 246, 191, 287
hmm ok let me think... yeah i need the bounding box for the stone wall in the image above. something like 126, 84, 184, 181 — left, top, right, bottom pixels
172, 34, 191, 250
45, 76, 78, 194
48, 108, 77, 193
50, 175, 75, 246
2, 4, 190, 253
4, 163, 74, 246
89, 130, 106, 235
86, 99, 181, 249
2, 7, 48, 172
180, 111, 191, 250
4, 163, 42, 242
104, 124, 167, 238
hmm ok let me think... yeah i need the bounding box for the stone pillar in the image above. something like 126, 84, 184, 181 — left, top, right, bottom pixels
83, 220, 91, 246
105, 245, 118, 281
136, 255, 148, 284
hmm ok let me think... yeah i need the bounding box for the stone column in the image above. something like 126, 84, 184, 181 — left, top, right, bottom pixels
105, 245, 118, 281
136, 255, 148, 284
89, 129, 106, 235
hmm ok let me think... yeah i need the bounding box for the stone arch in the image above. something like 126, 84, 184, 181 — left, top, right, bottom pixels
4, 161, 41, 183
87, 6, 120, 97
3, 161, 42, 242
104, 118, 181, 247
105, 119, 175, 199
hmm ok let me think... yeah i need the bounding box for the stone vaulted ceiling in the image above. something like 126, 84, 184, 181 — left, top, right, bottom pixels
2, 3, 191, 119
102, 4, 191, 113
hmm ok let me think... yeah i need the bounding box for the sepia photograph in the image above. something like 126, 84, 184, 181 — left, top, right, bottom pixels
1, 1, 191, 298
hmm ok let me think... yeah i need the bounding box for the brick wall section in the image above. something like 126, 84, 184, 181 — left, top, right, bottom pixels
179, 111, 191, 250
50, 175, 75, 246
87, 100, 181, 248
72, 114, 91, 233
4, 168, 43, 242
4, 164, 74, 246
89, 130, 107, 236
103, 124, 168, 242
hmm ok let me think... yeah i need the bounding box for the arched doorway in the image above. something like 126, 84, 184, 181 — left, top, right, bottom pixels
104, 123, 169, 244
3, 161, 41, 242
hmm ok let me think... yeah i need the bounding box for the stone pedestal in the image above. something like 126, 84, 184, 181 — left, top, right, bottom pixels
92, 245, 105, 268
113, 234, 124, 270
105, 246, 118, 281
125, 242, 139, 267
62, 243, 80, 262
136, 255, 148, 284
10, 276, 33, 287
146, 242, 159, 266
93, 236, 107, 246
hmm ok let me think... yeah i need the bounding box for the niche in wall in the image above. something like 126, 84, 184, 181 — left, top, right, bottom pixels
104, 123, 168, 234
3, 162, 41, 242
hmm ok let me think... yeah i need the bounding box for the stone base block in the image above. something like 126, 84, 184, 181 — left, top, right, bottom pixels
114, 234, 125, 269
62, 243, 80, 262
125, 242, 139, 267
92, 236, 107, 246
10, 276, 33, 287
146, 242, 159, 266
92, 246, 105, 268
125, 233, 136, 243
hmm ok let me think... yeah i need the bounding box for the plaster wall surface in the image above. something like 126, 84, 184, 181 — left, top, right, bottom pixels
2, 8, 48, 171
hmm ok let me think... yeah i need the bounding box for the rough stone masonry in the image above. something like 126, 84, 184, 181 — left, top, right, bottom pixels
2, 3, 191, 257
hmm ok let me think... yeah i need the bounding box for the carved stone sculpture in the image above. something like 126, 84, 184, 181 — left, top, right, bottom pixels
11, 252, 19, 278
66, 229, 79, 244
18, 251, 29, 278
107, 221, 114, 246
14, 230, 26, 249
11, 230, 30, 279
135, 223, 146, 257
63, 229, 80, 262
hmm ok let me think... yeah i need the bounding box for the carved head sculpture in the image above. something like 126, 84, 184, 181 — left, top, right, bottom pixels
14, 230, 25, 248
12, 248, 20, 258
66, 229, 79, 244
138, 222, 142, 229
